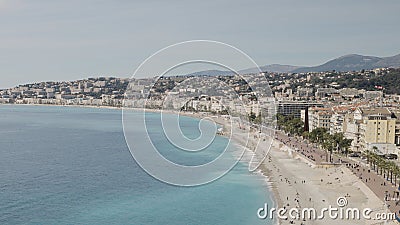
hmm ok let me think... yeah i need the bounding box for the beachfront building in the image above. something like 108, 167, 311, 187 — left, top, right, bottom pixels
343, 113, 363, 152
344, 107, 399, 155
308, 107, 332, 132
392, 110, 400, 149
329, 106, 358, 134
210, 97, 226, 113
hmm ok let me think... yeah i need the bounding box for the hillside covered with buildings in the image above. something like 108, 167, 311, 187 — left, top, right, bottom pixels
1, 67, 400, 157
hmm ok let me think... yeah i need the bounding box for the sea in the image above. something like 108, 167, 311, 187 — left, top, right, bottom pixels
0, 105, 274, 225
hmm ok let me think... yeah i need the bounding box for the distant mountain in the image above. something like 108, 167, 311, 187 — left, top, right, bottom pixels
187, 69, 234, 76
240, 64, 301, 74
185, 53, 400, 76
186, 64, 301, 76
292, 53, 400, 73
374, 54, 400, 68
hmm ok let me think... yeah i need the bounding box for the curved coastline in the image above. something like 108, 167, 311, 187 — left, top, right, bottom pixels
0, 103, 277, 224
3, 103, 393, 224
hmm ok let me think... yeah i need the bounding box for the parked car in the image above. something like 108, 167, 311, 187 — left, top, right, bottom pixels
385, 154, 398, 160
349, 153, 360, 157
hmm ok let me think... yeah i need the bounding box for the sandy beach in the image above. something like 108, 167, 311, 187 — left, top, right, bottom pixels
264, 141, 394, 225
207, 114, 397, 225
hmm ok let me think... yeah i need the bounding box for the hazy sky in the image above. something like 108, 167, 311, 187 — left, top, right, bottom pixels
1, 0, 400, 88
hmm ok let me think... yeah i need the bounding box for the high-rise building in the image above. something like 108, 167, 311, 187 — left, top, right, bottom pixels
277, 101, 323, 118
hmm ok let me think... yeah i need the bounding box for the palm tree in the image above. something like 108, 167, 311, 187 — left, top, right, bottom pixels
302, 131, 309, 139
371, 153, 378, 172
393, 167, 399, 187
331, 132, 352, 156
365, 150, 372, 167
387, 161, 399, 184
316, 128, 328, 144
276, 114, 286, 130
339, 138, 352, 156
395, 166, 400, 188
308, 131, 317, 143
387, 161, 393, 182
384, 161, 390, 180
378, 157, 385, 176
374, 155, 382, 175
322, 132, 335, 162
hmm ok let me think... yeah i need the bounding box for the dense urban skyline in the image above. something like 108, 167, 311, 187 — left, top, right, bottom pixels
1, 0, 400, 88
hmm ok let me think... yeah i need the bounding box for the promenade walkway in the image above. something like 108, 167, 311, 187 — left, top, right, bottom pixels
275, 131, 400, 216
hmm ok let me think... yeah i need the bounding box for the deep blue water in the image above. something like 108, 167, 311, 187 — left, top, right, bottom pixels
0, 105, 273, 225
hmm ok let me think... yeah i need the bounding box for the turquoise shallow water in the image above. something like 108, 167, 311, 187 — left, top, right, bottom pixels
0, 105, 274, 225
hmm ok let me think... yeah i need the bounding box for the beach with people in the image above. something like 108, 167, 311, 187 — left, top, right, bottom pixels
208, 114, 397, 225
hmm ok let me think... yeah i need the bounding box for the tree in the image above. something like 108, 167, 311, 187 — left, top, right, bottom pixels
254, 112, 262, 124
321, 132, 335, 162
377, 157, 385, 175
388, 161, 396, 183
276, 114, 304, 136
308, 130, 317, 142
309, 127, 328, 144
332, 132, 352, 156
248, 110, 257, 123
365, 150, 373, 167
395, 166, 400, 188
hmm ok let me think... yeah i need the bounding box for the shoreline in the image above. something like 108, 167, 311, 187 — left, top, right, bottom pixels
1, 103, 396, 224
191, 109, 394, 225
257, 140, 394, 225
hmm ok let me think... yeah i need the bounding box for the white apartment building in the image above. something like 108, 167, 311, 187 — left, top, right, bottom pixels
308, 107, 332, 132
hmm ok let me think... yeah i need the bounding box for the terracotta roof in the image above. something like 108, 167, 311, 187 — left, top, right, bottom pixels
309, 107, 330, 111
358, 107, 391, 116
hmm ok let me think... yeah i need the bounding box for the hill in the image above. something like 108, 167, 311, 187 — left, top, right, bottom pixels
293, 53, 400, 73
184, 53, 400, 76
186, 64, 302, 76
